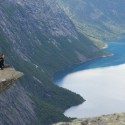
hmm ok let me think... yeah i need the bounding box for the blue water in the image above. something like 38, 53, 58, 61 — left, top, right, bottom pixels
54, 36, 125, 83
54, 36, 125, 118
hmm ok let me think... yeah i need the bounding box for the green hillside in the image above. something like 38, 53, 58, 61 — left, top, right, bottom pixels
58, 0, 125, 41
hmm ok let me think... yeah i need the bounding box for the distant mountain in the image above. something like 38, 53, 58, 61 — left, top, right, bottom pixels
0, 0, 104, 125
58, 0, 125, 40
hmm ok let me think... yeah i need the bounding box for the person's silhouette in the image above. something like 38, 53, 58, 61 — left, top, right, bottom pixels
0, 53, 5, 70
0, 53, 10, 70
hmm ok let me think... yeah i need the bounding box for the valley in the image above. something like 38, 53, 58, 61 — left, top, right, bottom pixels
0, 0, 125, 125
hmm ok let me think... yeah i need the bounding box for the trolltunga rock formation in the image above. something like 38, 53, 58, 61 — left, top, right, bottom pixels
0, 68, 23, 93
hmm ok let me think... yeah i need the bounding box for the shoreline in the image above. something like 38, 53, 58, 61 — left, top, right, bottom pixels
53, 34, 121, 81
101, 43, 108, 49
53, 40, 117, 117
53, 34, 125, 117
53, 49, 112, 114
53, 51, 112, 82
54, 35, 125, 119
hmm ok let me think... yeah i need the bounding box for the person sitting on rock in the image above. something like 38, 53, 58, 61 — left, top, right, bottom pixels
0, 53, 5, 70
0, 53, 10, 70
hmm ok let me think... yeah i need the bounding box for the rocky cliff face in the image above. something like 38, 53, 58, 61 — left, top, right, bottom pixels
0, 0, 104, 125
0, 0, 77, 62
53, 113, 125, 125
0, 68, 32, 125
0, 83, 37, 125
1, 0, 103, 77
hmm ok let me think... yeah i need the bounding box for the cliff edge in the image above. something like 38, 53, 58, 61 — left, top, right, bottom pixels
53, 113, 125, 125
0, 68, 23, 93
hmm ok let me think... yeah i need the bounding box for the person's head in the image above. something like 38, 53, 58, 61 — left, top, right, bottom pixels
1, 53, 5, 58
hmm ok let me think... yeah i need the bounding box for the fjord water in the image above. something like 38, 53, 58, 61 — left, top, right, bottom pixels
54, 36, 125, 118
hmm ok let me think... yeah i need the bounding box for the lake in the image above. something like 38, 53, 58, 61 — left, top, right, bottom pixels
54, 36, 125, 118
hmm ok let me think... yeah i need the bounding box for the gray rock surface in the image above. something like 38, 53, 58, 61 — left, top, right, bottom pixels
0, 68, 37, 125
0, 68, 23, 92
53, 113, 125, 125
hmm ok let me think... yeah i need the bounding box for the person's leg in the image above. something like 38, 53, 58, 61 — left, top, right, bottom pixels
0, 67, 3, 70
0, 63, 3, 70
0, 66, 3, 70
0, 59, 4, 70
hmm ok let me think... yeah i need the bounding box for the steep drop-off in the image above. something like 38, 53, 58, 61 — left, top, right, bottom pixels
0, 0, 104, 124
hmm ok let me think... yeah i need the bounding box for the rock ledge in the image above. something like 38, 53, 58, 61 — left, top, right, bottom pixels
0, 68, 23, 92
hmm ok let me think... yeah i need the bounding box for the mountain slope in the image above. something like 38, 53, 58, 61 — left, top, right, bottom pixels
0, 0, 104, 125
58, 0, 125, 40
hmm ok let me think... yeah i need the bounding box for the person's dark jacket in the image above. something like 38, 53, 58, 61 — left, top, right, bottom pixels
0, 57, 4, 68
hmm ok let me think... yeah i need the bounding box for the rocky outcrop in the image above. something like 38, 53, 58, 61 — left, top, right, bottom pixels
0, 68, 23, 93
53, 113, 125, 125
